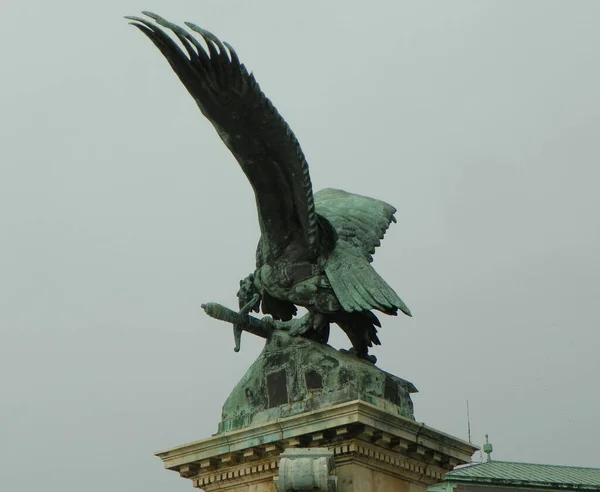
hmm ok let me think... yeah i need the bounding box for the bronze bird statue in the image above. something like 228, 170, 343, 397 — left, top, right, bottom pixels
127, 12, 411, 363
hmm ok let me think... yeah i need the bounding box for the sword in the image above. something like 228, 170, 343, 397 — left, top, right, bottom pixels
201, 298, 271, 352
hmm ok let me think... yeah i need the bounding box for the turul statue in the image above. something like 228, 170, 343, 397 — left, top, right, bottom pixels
127, 12, 411, 364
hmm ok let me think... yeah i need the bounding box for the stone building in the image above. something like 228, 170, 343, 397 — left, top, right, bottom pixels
429, 460, 600, 492
155, 330, 478, 491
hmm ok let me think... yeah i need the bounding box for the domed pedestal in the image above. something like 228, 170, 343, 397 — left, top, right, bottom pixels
155, 332, 478, 491
219, 330, 417, 433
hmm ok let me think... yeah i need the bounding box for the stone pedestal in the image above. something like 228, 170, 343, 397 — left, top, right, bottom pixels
156, 400, 477, 491
219, 329, 417, 433
156, 332, 477, 490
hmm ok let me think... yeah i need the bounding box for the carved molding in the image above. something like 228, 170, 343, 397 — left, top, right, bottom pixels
332, 440, 447, 484
195, 459, 279, 489
185, 434, 451, 488
156, 400, 477, 490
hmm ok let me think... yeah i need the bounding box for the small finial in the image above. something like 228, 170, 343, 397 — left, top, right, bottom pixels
482, 434, 493, 461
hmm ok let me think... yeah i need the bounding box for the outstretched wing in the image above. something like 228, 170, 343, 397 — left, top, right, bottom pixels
315, 188, 396, 262
127, 13, 318, 260
324, 243, 411, 316
316, 188, 411, 316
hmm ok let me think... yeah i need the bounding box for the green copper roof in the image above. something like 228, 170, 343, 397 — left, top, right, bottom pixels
446, 461, 600, 490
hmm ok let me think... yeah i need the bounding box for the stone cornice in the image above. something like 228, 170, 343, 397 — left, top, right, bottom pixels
194, 458, 279, 489
156, 400, 478, 479
189, 439, 459, 489
334, 440, 447, 485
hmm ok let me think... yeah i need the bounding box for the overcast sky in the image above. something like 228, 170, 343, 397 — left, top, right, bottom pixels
1, 1, 599, 491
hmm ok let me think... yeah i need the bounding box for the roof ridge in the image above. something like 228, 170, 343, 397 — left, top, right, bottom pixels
447, 460, 600, 488
468, 460, 600, 471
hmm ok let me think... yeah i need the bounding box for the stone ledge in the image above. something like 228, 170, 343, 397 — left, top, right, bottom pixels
156, 399, 478, 484
333, 440, 447, 484
187, 438, 462, 490
195, 459, 279, 489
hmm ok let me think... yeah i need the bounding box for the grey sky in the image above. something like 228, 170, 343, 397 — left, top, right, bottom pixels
1, 1, 599, 491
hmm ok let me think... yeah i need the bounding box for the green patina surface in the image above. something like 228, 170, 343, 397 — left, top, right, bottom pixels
218, 330, 417, 433
127, 13, 413, 362
441, 461, 600, 490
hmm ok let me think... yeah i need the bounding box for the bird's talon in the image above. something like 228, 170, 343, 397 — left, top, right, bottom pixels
339, 347, 376, 364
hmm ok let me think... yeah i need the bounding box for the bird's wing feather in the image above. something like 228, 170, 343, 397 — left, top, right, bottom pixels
127, 13, 318, 259
314, 188, 396, 262
324, 241, 411, 316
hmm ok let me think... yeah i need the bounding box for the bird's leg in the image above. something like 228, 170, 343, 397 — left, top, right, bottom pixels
314, 317, 331, 344
335, 313, 378, 364
239, 294, 260, 315
233, 274, 262, 352
237, 273, 261, 313
339, 347, 377, 365
287, 310, 330, 344
310, 312, 331, 343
